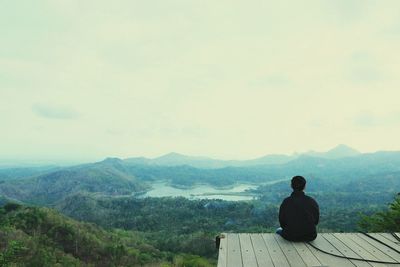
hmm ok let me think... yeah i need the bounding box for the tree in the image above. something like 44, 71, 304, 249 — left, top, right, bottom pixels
3, 202, 21, 213
359, 193, 400, 232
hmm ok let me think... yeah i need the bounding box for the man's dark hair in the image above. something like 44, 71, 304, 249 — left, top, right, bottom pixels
291, 176, 306, 191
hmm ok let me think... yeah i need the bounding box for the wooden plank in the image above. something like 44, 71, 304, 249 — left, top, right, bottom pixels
378, 233, 398, 243
376, 233, 400, 250
356, 233, 400, 264
262, 233, 290, 267
218, 233, 400, 267
324, 233, 372, 267
333, 233, 386, 267
347, 233, 400, 267
291, 241, 323, 267
250, 234, 275, 267
217, 233, 228, 267
307, 234, 357, 267
227, 233, 243, 267
274, 235, 307, 267
239, 233, 258, 267
369, 233, 400, 254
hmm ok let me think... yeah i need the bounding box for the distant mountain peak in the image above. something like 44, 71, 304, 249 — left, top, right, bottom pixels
324, 144, 360, 159
330, 144, 356, 150
156, 152, 187, 160
304, 145, 360, 159
328, 144, 360, 154
101, 157, 123, 164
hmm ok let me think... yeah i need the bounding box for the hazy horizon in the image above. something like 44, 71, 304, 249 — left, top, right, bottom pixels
0, 144, 397, 166
2, 1, 400, 162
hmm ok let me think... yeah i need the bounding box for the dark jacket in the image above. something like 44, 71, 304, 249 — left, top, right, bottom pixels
279, 191, 319, 241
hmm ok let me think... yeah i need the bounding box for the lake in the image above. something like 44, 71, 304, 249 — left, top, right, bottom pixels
140, 182, 259, 201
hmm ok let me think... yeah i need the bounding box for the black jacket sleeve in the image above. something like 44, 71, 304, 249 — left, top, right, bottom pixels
312, 199, 319, 225
279, 200, 287, 227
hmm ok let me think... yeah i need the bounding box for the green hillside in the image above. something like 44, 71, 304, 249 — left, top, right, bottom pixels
0, 203, 213, 267
0, 162, 148, 205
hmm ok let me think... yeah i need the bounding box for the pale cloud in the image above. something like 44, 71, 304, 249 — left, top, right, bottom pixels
32, 104, 80, 120
353, 112, 378, 127
347, 67, 383, 84
354, 111, 400, 128
323, 0, 371, 23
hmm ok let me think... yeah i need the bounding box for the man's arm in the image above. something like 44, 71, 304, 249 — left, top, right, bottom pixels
279, 201, 287, 227
313, 199, 319, 225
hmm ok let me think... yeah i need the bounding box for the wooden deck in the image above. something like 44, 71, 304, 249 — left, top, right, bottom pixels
217, 233, 400, 267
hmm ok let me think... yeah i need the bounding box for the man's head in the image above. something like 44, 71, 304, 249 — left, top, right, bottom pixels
291, 176, 306, 191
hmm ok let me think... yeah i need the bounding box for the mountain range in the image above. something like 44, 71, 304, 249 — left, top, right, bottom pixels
125, 144, 361, 169
1, 144, 400, 206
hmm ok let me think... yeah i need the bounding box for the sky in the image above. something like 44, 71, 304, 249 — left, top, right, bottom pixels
1, 0, 400, 163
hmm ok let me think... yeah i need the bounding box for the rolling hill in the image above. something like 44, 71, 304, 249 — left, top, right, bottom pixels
0, 203, 178, 266
1, 145, 400, 206
0, 160, 147, 205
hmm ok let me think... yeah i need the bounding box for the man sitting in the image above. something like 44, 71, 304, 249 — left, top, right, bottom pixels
276, 176, 319, 241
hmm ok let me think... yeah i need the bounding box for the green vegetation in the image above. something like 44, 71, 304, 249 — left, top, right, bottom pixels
359, 194, 400, 232
55, 191, 395, 257
56, 194, 271, 258
1, 192, 398, 266
0, 162, 147, 205
0, 166, 60, 182
0, 203, 214, 266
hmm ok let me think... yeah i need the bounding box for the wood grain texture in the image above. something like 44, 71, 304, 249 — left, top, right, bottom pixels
217, 233, 400, 267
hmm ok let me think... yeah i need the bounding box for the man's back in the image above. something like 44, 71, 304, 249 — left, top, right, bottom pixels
279, 191, 319, 241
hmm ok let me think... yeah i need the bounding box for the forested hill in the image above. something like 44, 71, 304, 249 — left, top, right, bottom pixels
0, 203, 166, 266
0, 203, 214, 266
0, 160, 148, 205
